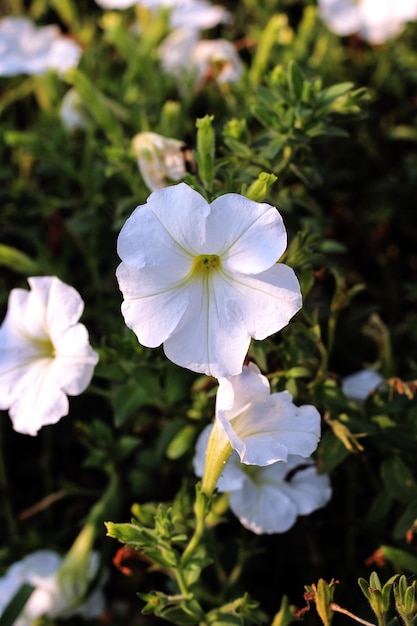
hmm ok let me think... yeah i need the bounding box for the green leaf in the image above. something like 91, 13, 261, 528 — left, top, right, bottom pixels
287, 61, 304, 101
166, 424, 197, 460
316, 82, 354, 109
0, 245, 41, 274
381, 546, 417, 575
381, 456, 417, 503
0, 584, 35, 626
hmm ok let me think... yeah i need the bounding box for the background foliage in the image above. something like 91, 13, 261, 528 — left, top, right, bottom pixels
1, 0, 417, 625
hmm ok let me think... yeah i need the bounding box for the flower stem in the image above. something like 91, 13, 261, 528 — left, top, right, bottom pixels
181, 483, 210, 565
330, 603, 377, 626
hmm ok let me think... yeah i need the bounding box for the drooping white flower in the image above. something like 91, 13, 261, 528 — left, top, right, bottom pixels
194, 428, 331, 534
0, 17, 82, 77
131, 131, 188, 191
116, 183, 302, 378
0, 549, 106, 625
317, 0, 417, 44
216, 362, 322, 465
0, 276, 99, 435
342, 369, 383, 404
160, 30, 243, 90
60, 88, 88, 133
199, 363, 322, 493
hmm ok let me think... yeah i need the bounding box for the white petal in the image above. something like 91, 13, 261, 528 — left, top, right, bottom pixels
117, 183, 210, 268
205, 194, 286, 274
27, 277, 84, 338
289, 465, 332, 515
219, 390, 321, 465
342, 369, 383, 404
163, 273, 251, 376
116, 263, 194, 348
227, 264, 302, 340
8, 360, 69, 435
229, 476, 298, 534
193, 423, 212, 479
216, 362, 270, 416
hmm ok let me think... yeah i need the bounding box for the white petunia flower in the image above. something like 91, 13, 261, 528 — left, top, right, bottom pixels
317, 0, 417, 44
194, 429, 332, 534
0, 549, 106, 625
0, 17, 82, 77
0, 276, 99, 435
341, 369, 383, 404
160, 30, 243, 91
199, 363, 322, 493
116, 183, 302, 378
131, 131, 188, 191
216, 362, 321, 465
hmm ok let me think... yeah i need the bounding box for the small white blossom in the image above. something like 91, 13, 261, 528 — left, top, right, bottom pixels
160, 30, 243, 90
131, 131, 188, 191
0, 17, 82, 77
0, 550, 106, 625
215, 363, 322, 465
60, 88, 88, 133
94, 0, 231, 30
0, 276, 99, 435
318, 0, 417, 44
116, 183, 302, 378
342, 369, 383, 404
198, 363, 322, 494
194, 428, 331, 534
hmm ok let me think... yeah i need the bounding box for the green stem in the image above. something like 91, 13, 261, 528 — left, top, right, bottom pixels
181, 484, 209, 565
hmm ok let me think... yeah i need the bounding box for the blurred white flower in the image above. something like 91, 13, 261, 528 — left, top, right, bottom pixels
0, 276, 99, 435
94, 0, 138, 7
160, 30, 243, 90
0, 549, 105, 625
116, 183, 302, 378
342, 369, 383, 404
94, 0, 231, 30
60, 88, 88, 133
0, 17, 82, 77
131, 131, 188, 191
194, 428, 331, 534
199, 363, 322, 493
169, 0, 231, 31
318, 0, 417, 44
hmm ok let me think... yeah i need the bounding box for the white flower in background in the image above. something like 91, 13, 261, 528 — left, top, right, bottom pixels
0, 17, 82, 77
194, 429, 331, 534
94, 0, 231, 30
342, 369, 383, 404
0, 550, 105, 625
317, 0, 417, 44
116, 183, 302, 378
0, 276, 99, 435
131, 131, 188, 191
160, 30, 243, 90
169, 0, 231, 31
94, 0, 138, 7
60, 88, 88, 133
199, 363, 322, 494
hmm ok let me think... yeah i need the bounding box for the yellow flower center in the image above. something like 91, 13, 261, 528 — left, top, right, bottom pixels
30, 334, 55, 358
191, 254, 221, 277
